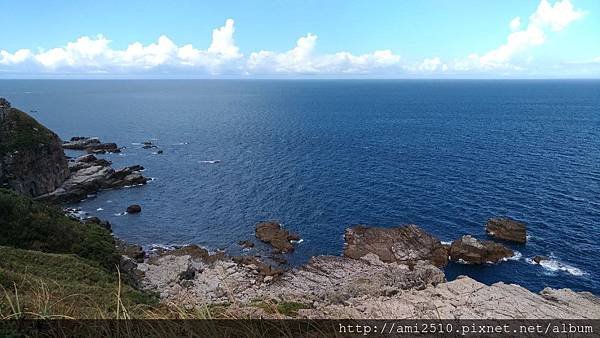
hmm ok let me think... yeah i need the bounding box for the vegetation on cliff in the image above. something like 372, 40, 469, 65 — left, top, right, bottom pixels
0, 108, 55, 155
0, 188, 118, 267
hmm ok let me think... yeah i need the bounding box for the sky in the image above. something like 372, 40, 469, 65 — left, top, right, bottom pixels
1, 0, 599, 78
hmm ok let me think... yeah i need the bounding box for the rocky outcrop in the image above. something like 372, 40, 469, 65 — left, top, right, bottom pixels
449, 235, 514, 264
343, 224, 448, 268
486, 217, 527, 243
0, 100, 70, 197
297, 276, 600, 319
136, 250, 445, 307
37, 153, 148, 203
255, 221, 300, 253
63, 137, 120, 154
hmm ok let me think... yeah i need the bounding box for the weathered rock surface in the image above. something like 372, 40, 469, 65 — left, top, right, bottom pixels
0, 100, 70, 197
297, 276, 600, 319
449, 235, 514, 264
486, 217, 527, 243
137, 251, 444, 307
533, 255, 550, 264
38, 154, 148, 203
255, 221, 300, 253
343, 224, 449, 268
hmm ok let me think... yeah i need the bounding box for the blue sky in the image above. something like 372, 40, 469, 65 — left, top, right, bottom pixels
1, 0, 599, 78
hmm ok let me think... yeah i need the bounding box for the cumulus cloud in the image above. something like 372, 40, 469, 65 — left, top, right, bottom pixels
0, 1, 589, 77
461, 0, 585, 70
247, 34, 402, 74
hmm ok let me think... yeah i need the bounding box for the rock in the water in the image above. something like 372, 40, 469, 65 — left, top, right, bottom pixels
343, 224, 448, 268
486, 217, 527, 243
533, 255, 549, 264
126, 204, 142, 214
449, 235, 513, 264
255, 221, 299, 253
38, 160, 148, 203
62, 137, 101, 150
238, 240, 255, 249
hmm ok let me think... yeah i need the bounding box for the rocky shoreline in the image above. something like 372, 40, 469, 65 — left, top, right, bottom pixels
118, 221, 600, 319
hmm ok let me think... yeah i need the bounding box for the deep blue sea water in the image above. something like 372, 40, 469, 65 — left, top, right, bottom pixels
1, 80, 599, 295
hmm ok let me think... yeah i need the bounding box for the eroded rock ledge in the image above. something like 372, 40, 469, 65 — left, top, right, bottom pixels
38, 153, 148, 203
130, 224, 600, 319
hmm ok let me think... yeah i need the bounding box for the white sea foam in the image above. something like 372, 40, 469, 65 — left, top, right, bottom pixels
504, 250, 522, 261
526, 256, 585, 276
114, 212, 126, 216
291, 238, 304, 244
440, 241, 452, 245
96, 207, 104, 211
200, 160, 221, 164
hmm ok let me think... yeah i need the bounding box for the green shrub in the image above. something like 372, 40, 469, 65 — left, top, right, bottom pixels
0, 108, 54, 155
0, 188, 118, 268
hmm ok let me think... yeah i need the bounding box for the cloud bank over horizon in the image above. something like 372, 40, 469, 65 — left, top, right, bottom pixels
0, 0, 594, 78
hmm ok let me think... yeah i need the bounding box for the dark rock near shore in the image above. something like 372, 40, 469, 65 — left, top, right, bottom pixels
178, 267, 196, 281
163, 245, 226, 264
255, 221, 300, 253
238, 240, 255, 249
116, 240, 146, 263
533, 255, 549, 264
126, 204, 142, 214
63, 137, 120, 153
486, 217, 527, 243
449, 235, 513, 264
343, 224, 449, 268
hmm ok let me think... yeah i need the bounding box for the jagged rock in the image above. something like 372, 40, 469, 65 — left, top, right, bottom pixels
449, 235, 513, 264
178, 267, 196, 281
238, 240, 255, 249
38, 162, 147, 203
255, 221, 299, 253
62, 137, 101, 150
343, 224, 449, 268
116, 240, 146, 263
298, 276, 600, 319
486, 217, 527, 243
0, 100, 70, 197
166, 245, 225, 264
86, 142, 120, 154
126, 204, 142, 214
533, 255, 549, 264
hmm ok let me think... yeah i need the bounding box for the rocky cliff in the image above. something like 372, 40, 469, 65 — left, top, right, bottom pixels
0, 99, 69, 197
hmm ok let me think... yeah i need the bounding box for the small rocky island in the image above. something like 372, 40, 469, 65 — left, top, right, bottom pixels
1, 98, 599, 319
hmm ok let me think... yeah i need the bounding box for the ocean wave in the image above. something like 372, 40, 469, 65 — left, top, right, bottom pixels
96, 207, 104, 211
526, 257, 585, 276
504, 250, 522, 261
291, 238, 304, 244
200, 160, 221, 164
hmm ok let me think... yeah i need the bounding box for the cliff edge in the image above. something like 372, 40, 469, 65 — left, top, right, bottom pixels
0, 98, 69, 197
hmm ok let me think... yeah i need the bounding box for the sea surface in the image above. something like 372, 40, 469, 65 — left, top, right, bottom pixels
2, 79, 599, 295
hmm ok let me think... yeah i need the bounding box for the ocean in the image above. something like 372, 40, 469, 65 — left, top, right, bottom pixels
1, 79, 599, 295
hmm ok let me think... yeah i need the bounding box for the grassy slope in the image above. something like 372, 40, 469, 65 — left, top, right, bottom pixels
0, 246, 156, 319
0, 188, 158, 318
0, 188, 119, 268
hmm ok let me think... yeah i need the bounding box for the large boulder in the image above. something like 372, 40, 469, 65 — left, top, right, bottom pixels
343, 224, 448, 268
126, 204, 142, 214
486, 217, 527, 243
255, 221, 300, 253
449, 235, 513, 264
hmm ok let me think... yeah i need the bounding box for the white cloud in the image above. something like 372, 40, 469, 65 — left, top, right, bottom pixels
247, 34, 403, 74
509, 17, 522, 31
0, 1, 589, 77
462, 0, 584, 70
